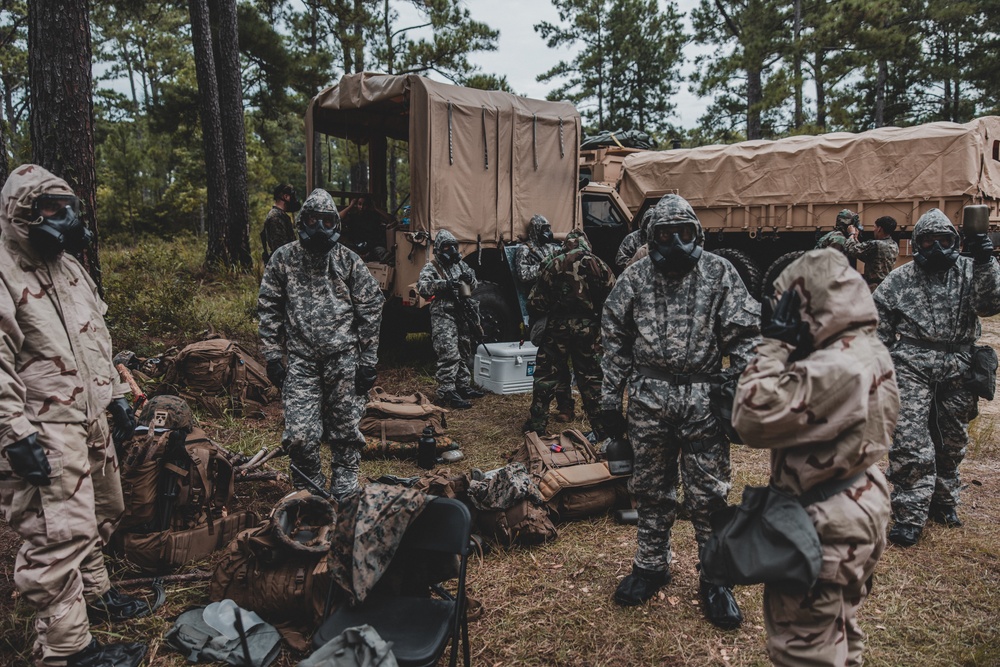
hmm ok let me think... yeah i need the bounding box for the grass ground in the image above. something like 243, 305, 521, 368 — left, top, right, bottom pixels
1, 238, 998, 665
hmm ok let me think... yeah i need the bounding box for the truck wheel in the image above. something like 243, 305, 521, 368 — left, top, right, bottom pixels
473, 281, 519, 343
711, 248, 762, 299
762, 251, 806, 298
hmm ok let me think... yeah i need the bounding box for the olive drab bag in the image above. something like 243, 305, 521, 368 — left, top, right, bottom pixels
116, 426, 256, 572
210, 491, 335, 630
160, 338, 276, 415
510, 430, 631, 521
359, 387, 448, 445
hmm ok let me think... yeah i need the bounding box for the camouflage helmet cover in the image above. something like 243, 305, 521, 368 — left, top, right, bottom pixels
137, 394, 195, 431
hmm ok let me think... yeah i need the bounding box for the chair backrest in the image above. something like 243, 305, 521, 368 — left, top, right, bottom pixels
400, 497, 471, 556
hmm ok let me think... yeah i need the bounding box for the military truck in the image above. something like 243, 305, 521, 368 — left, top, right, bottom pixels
616, 117, 1000, 297
304, 73, 633, 343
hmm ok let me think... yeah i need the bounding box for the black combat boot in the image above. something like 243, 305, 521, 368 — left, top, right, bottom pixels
87, 588, 153, 623
700, 579, 742, 630
67, 638, 147, 667
613, 564, 670, 606
888, 522, 923, 546
438, 390, 472, 409
929, 504, 963, 527
457, 385, 486, 399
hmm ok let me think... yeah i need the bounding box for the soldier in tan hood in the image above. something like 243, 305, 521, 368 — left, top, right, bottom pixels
733, 249, 899, 666
0, 165, 148, 667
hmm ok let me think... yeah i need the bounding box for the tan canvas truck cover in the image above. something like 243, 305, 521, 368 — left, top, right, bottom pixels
307, 73, 582, 251
619, 117, 1000, 228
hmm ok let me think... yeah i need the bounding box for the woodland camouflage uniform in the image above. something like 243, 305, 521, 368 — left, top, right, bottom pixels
525, 229, 615, 435
258, 189, 384, 496
514, 215, 574, 418
815, 210, 856, 255
615, 209, 652, 268
416, 230, 480, 400
261, 205, 295, 261
601, 195, 760, 573
734, 249, 898, 666
0, 165, 129, 665
873, 209, 1000, 531
844, 235, 899, 289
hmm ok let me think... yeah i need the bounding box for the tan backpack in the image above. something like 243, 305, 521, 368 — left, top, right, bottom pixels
359, 387, 448, 445
510, 430, 631, 521
160, 338, 276, 415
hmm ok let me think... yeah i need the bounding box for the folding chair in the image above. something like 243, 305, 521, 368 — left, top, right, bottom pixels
313, 496, 473, 667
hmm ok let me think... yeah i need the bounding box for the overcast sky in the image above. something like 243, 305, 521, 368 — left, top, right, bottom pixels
450, 0, 709, 129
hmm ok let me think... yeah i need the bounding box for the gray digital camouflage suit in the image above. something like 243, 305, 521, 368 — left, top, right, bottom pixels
513, 214, 574, 417
615, 209, 652, 269
734, 249, 898, 666
873, 209, 1000, 529
416, 230, 479, 400
258, 189, 384, 496
601, 194, 760, 573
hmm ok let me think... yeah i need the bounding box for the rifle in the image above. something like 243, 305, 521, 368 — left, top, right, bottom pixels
157, 430, 190, 532
289, 462, 331, 500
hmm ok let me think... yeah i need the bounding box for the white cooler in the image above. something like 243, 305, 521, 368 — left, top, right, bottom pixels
473, 342, 538, 394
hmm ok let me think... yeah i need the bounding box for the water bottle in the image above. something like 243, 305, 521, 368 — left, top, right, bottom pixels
605, 437, 634, 476
418, 426, 437, 470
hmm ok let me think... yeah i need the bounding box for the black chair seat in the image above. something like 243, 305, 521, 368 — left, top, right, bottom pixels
314, 595, 455, 666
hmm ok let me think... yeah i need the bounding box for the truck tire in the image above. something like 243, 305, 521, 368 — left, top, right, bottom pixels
761, 251, 806, 298
711, 248, 762, 299
473, 281, 519, 343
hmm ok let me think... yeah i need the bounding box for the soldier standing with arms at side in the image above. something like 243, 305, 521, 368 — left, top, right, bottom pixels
844, 215, 899, 291
0, 165, 149, 667
513, 214, 575, 422
733, 249, 898, 666
523, 229, 615, 438
260, 183, 300, 264
258, 189, 384, 497
600, 194, 759, 629
873, 209, 1000, 546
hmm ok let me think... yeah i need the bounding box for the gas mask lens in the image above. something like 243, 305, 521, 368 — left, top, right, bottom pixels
919, 233, 955, 250
652, 224, 695, 244
32, 194, 80, 221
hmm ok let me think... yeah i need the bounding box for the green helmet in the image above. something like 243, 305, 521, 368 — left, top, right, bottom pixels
137, 395, 195, 431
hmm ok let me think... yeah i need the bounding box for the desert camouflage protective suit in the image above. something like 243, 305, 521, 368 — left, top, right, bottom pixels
526, 230, 615, 435
258, 189, 384, 496
844, 235, 898, 290
514, 215, 573, 416
873, 209, 1000, 528
416, 230, 480, 400
601, 195, 760, 572
0, 165, 128, 665
733, 249, 898, 667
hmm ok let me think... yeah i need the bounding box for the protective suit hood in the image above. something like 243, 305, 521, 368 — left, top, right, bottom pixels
912, 208, 957, 240
1, 164, 77, 256
296, 188, 339, 224
434, 228, 459, 255
561, 229, 591, 253
526, 214, 551, 245
774, 248, 878, 348
646, 194, 705, 246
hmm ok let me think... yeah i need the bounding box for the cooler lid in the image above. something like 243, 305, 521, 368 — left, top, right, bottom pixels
476, 342, 538, 358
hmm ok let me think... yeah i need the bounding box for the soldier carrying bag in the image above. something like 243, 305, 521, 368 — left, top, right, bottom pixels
700, 472, 864, 593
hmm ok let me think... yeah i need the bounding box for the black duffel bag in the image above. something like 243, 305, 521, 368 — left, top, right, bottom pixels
700, 473, 863, 593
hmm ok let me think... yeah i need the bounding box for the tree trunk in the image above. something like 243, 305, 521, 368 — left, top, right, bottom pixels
746, 67, 762, 140
0, 127, 8, 185
793, 0, 803, 129
209, 0, 251, 270
189, 0, 230, 266
28, 0, 102, 291
813, 51, 826, 129
874, 57, 887, 127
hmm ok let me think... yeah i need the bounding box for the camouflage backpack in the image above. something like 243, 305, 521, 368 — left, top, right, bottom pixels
115, 395, 256, 572
159, 338, 276, 416
359, 387, 448, 445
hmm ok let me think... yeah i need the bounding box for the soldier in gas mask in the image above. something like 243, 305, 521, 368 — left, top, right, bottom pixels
600, 194, 759, 629
260, 183, 300, 264
513, 214, 574, 421
0, 165, 148, 667
815, 208, 858, 255
417, 229, 484, 409
615, 209, 652, 268
873, 208, 1000, 546
258, 188, 384, 497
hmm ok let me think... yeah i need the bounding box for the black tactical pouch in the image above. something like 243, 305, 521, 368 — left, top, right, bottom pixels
965, 345, 998, 400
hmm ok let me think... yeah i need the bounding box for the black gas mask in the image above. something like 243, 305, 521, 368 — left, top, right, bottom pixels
28, 194, 92, 258
648, 223, 702, 276
438, 242, 462, 266
914, 232, 959, 273
298, 211, 341, 253
537, 226, 554, 245
286, 193, 302, 214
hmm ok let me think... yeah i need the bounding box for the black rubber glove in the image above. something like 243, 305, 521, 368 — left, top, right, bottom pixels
266, 359, 286, 389
599, 408, 627, 441
355, 365, 378, 396
761, 289, 811, 349
966, 233, 995, 265
108, 397, 136, 446
4, 433, 51, 486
